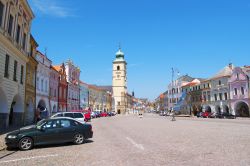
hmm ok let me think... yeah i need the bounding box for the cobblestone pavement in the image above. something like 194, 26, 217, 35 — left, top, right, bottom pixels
0, 114, 250, 166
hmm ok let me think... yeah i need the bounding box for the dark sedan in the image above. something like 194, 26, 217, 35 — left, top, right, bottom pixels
5, 117, 93, 151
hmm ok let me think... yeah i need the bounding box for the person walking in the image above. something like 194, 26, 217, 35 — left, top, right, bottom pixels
171, 110, 176, 121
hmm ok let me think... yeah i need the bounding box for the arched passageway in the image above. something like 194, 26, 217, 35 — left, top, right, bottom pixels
235, 102, 249, 117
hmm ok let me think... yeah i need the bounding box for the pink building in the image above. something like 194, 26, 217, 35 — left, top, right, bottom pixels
229, 67, 250, 117
65, 60, 80, 111
49, 66, 60, 114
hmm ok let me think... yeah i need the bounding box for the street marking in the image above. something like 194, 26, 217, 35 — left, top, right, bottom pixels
126, 137, 144, 150
0, 154, 59, 164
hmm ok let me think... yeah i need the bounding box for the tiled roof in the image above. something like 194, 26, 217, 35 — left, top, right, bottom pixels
53, 65, 61, 72
208, 64, 234, 80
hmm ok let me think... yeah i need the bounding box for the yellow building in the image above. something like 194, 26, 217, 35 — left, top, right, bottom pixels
24, 35, 38, 125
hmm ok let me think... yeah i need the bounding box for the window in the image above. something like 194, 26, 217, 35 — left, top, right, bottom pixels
224, 93, 228, 100
74, 113, 84, 118
236, 73, 239, 79
22, 33, 27, 50
203, 84, 206, 88
234, 88, 237, 95
214, 94, 217, 101
16, 25, 20, 43
219, 93, 222, 100
54, 89, 56, 97
118, 102, 120, 106
4, 54, 9, 78
41, 79, 44, 91
241, 87, 244, 95
8, 15, 14, 36
20, 65, 24, 84
64, 113, 74, 118
208, 95, 211, 101
0, 2, 4, 27
37, 77, 40, 90
13, 60, 17, 81
219, 80, 221, 85
61, 120, 71, 128
45, 80, 47, 92
117, 66, 120, 70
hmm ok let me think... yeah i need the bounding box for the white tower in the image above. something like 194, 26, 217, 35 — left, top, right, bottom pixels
112, 47, 127, 114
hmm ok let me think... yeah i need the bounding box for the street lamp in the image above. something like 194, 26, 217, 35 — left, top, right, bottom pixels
171, 67, 180, 121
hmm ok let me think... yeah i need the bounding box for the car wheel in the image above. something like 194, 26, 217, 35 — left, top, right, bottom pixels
74, 133, 85, 145
19, 137, 33, 151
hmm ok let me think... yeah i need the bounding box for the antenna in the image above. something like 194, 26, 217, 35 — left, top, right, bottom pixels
45, 47, 47, 56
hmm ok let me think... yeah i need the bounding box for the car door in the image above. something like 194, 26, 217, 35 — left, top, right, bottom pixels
36, 119, 62, 145
58, 119, 77, 142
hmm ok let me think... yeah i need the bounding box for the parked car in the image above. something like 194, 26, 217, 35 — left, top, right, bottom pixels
196, 112, 203, 118
5, 117, 93, 151
94, 111, 101, 118
100, 112, 108, 117
51, 112, 86, 124
221, 112, 236, 119
201, 111, 211, 118
91, 112, 97, 118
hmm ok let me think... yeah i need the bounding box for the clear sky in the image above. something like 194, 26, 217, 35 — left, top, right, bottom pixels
28, 0, 250, 100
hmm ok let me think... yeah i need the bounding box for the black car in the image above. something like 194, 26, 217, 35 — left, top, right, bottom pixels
5, 117, 93, 151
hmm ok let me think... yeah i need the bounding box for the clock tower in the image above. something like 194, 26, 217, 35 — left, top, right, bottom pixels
112, 47, 127, 114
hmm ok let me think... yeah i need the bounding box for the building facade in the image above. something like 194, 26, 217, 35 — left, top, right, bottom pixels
49, 66, 59, 114
80, 81, 89, 110
35, 51, 51, 118
167, 75, 193, 111
24, 35, 38, 125
65, 60, 80, 111
206, 64, 233, 114
54, 63, 67, 112
0, 0, 34, 128
112, 48, 127, 114
229, 67, 250, 117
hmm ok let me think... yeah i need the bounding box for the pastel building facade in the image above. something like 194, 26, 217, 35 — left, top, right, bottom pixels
229, 67, 250, 117
65, 60, 80, 111
0, 0, 34, 128
80, 81, 89, 110
35, 51, 51, 118
49, 66, 59, 114
54, 63, 67, 112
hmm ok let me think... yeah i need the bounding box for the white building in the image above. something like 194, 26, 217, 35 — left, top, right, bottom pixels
35, 51, 51, 118
0, 0, 34, 128
112, 48, 127, 114
203, 64, 234, 114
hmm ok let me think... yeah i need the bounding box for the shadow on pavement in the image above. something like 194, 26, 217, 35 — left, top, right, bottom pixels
33, 140, 94, 150
0, 151, 17, 160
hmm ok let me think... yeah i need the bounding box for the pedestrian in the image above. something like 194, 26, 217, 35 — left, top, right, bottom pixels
35, 108, 41, 123
171, 110, 176, 121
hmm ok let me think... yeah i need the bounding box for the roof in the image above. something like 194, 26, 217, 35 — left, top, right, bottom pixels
53, 65, 61, 72
177, 75, 194, 82
210, 64, 234, 80
51, 66, 60, 73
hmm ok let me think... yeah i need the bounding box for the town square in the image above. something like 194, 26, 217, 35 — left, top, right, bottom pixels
0, 0, 250, 165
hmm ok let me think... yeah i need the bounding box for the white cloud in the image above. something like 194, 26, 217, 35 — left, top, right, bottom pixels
30, 0, 75, 18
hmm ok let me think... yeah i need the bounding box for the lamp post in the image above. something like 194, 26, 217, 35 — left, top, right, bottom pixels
171, 67, 180, 121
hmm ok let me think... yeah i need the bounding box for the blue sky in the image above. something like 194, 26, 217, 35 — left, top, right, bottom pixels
28, 0, 250, 100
